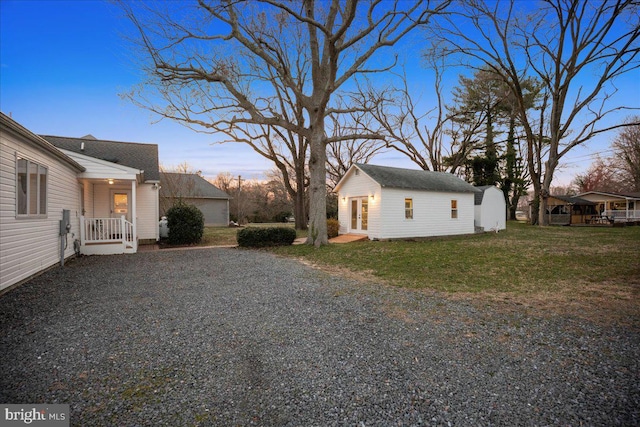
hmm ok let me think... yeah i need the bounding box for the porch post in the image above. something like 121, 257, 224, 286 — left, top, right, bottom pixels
80, 215, 85, 245
131, 180, 137, 252
626, 199, 630, 221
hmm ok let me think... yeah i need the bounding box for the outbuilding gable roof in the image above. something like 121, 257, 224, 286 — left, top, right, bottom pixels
159, 172, 230, 199
42, 135, 160, 182
351, 163, 480, 194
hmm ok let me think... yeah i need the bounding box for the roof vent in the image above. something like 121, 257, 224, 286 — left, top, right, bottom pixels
80, 142, 85, 151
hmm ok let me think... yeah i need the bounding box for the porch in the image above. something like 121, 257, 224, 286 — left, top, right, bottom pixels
80, 216, 137, 255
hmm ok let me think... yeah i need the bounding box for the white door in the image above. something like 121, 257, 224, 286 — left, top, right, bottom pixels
110, 190, 132, 221
349, 197, 368, 233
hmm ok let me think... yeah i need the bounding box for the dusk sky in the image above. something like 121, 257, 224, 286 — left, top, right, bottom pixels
2, 0, 639, 185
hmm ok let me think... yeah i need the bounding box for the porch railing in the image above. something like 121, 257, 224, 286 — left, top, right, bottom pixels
603, 210, 640, 221
80, 216, 134, 248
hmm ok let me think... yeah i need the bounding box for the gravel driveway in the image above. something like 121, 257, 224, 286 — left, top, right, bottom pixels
1, 248, 638, 426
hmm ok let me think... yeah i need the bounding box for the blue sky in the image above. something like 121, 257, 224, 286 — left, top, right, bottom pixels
1, 0, 638, 185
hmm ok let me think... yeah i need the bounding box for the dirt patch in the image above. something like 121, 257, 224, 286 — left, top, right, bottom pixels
294, 257, 640, 328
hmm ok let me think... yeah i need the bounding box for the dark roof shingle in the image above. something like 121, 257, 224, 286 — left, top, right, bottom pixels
42, 135, 160, 182
355, 163, 480, 194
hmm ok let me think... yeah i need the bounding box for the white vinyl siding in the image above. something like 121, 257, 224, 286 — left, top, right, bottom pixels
1, 131, 82, 291
379, 189, 475, 239
137, 184, 159, 240
336, 167, 381, 238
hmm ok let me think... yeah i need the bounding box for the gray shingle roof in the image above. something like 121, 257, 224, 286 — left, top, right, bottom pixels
355, 163, 480, 194
42, 135, 160, 182
551, 195, 596, 205
474, 185, 494, 205
159, 172, 230, 199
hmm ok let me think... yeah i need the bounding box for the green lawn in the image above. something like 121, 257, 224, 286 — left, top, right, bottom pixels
269, 222, 640, 299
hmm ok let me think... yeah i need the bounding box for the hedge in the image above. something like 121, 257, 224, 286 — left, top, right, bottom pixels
237, 227, 297, 248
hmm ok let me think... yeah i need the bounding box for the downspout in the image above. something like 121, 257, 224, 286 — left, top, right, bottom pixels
131, 179, 137, 252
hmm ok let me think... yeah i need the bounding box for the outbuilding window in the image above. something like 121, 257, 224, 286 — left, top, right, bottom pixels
405, 198, 413, 219
451, 199, 458, 219
17, 157, 48, 217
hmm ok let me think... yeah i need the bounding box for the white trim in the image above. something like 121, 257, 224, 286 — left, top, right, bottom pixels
59, 149, 141, 180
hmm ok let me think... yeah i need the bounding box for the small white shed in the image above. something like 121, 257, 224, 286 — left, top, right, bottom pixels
474, 185, 506, 231
334, 164, 479, 240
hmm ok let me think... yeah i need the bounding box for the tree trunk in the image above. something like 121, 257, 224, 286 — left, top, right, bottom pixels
306, 127, 328, 246
294, 167, 307, 230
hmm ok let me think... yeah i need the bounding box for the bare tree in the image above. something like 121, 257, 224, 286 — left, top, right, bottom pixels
429, 0, 640, 225
612, 117, 640, 192
326, 105, 386, 189
120, 0, 450, 246
159, 163, 201, 214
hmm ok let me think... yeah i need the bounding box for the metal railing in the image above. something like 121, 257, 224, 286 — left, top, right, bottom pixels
80, 216, 134, 247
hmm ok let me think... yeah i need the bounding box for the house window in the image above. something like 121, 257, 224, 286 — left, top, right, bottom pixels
17, 157, 48, 217
451, 199, 458, 219
405, 198, 413, 219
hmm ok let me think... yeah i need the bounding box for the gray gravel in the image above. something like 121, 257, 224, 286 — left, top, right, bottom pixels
1, 248, 638, 426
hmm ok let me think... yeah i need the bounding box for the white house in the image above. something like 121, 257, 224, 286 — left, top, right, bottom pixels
334, 164, 479, 240
1, 113, 161, 292
42, 135, 161, 254
1, 113, 84, 292
159, 172, 230, 226
474, 185, 507, 231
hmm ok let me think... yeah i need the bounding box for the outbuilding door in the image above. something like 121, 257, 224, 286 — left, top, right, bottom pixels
349, 197, 368, 233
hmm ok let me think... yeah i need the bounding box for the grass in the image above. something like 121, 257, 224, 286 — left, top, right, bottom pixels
269, 222, 640, 317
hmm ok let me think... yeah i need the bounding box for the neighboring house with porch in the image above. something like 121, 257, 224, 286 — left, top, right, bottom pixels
334, 163, 479, 240
543, 195, 598, 225
576, 191, 640, 222
159, 172, 230, 226
0, 113, 161, 292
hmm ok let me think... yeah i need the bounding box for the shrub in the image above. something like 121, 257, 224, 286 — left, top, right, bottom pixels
166, 203, 205, 245
237, 227, 297, 248
327, 218, 340, 238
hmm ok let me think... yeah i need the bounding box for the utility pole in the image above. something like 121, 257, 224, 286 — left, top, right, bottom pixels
237, 175, 242, 224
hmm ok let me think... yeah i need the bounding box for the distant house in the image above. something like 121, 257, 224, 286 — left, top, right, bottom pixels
577, 191, 640, 222
334, 163, 479, 240
1, 113, 161, 292
159, 172, 230, 226
474, 185, 506, 231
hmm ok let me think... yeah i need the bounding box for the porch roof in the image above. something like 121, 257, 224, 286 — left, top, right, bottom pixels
577, 191, 640, 201
42, 134, 160, 182
549, 195, 595, 205
60, 149, 141, 181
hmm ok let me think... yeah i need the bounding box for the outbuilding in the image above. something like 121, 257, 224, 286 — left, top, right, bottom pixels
334, 163, 479, 240
474, 185, 506, 232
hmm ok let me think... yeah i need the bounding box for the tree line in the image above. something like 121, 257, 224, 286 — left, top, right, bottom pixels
121, 0, 639, 243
